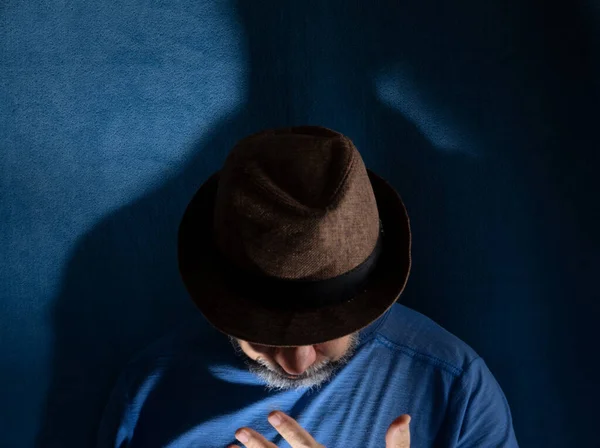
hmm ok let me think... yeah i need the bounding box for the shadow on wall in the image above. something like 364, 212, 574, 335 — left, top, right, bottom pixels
35, 2, 312, 446
36, 0, 598, 447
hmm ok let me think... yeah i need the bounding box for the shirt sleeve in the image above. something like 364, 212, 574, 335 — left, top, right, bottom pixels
96, 369, 133, 448
451, 356, 520, 448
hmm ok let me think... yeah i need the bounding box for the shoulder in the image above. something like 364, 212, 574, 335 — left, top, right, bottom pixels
374, 303, 481, 377
115, 317, 222, 391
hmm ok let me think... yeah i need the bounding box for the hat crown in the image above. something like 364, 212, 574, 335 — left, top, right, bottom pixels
213, 126, 380, 280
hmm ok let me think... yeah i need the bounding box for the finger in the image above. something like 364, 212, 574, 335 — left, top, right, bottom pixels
267, 411, 324, 448
234, 427, 278, 448
386, 414, 411, 448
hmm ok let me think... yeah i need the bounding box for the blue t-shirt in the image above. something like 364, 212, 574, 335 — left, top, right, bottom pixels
97, 303, 519, 447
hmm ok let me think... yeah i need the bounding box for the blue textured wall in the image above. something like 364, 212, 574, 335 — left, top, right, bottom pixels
1, 1, 598, 447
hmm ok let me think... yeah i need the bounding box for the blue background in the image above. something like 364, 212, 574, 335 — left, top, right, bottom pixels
1, 1, 598, 447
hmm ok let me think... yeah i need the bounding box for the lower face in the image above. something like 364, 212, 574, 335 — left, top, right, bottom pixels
228, 333, 362, 392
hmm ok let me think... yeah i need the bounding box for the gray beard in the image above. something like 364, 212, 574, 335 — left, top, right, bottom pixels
227, 333, 361, 392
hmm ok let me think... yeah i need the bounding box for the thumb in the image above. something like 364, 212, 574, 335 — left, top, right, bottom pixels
385, 414, 411, 448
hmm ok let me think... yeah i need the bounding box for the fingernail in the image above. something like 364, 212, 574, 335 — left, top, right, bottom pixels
268, 413, 282, 427
235, 430, 249, 443
397, 415, 412, 434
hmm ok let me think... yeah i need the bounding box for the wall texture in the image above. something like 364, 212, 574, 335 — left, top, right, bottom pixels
1, 1, 598, 446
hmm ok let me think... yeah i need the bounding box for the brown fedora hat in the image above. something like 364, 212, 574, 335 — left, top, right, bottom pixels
178, 126, 411, 347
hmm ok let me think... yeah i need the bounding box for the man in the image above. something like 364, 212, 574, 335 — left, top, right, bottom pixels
97, 126, 519, 447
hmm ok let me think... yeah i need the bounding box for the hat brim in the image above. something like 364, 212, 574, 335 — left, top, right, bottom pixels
177, 169, 411, 347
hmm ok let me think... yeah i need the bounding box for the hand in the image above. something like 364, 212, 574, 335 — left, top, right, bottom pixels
227, 410, 411, 448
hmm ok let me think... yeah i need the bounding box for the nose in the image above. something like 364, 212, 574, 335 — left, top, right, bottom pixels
273, 345, 317, 376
